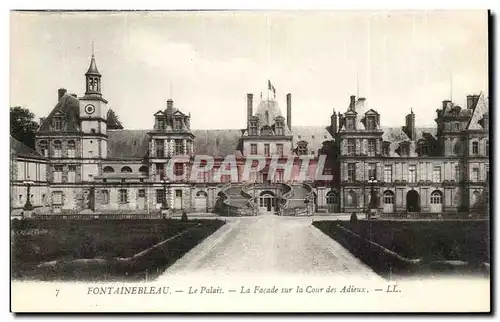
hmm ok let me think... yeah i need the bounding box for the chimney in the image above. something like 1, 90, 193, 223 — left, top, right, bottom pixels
286, 93, 292, 130
404, 110, 416, 140
58, 88, 67, 101
442, 100, 451, 110
330, 109, 337, 135
349, 95, 356, 110
166, 99, 173, 117
247, 93, 253, 126
39, 117, 45, 125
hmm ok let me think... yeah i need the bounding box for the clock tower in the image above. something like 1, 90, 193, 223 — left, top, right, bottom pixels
79, 50, 109, 164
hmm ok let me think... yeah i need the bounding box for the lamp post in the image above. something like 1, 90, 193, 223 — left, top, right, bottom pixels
23, 180, 35, 211
160, 171, 169, 218
367, 176, 378, 218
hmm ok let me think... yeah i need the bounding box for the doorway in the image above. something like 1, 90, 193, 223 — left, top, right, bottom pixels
406, 190, 420, 212
259, 191, 275, 213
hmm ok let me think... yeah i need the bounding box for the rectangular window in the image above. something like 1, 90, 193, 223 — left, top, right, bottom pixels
433, 166, 442, 183
368, 139, 376, 156
472, 167, 479, 182
346, 118, 355, 130
157, 119, 166, 131
276, 124, 284, 136
368, 163, 377, 180
384, 165, 392, 182
101, 190, 109, 204
400, 145, 409, 156
54, 118, 62, 130
250, 144, 257, 155
175, 139, 184, 155
409, 165, 417, 183
53, 165, 63, 183
67, 165, 76, 183
472, 141, 479, 154
173, 118, 182, 130
347, 139, 355, 156
249, 121, 258, 136
174, 163, 184, 177
366, 117, 376, 130
382, 144, 390, 156
264, 144, 270, 157
138, 189, 146, 198
276, 144, 284, 157
347, 163, 356, 182
156, 163, 165, 179
52, 191, 63, 205
156, 189, 164, 204
119, 189, 128, 203
88, 150, 93, 158
176, 190, 183, 198
155, 139, 164, 157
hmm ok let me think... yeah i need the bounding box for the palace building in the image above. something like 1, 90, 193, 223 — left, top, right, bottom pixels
11, 53, 490, 218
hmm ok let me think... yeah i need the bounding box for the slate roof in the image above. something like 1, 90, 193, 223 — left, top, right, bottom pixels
10, 136, 46, 160
192, 129, 244, 157
106, 129, 150, 159
381, 126, 438, 157
38, 93, 81, 132
292, 126, 333, 155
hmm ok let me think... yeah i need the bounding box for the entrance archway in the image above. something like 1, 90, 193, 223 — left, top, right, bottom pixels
259, 190, 276, 213
326, 190, 339, 213
406, 190, 420, 212
194, 190, 208, 212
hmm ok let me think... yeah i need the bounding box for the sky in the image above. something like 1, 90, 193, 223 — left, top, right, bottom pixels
10, 10, 488, 130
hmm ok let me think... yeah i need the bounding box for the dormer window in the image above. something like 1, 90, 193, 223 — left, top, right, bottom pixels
366, 116, 376, 130
382, 143, 390, 156
173, 118, 182, 131
421, 144, 429, 156
275, 119, 284, 136
156, 118, 166, 131
297, 142, 308, 156
38, 140, 48, 157
400, 143, 410, 156
53, 117, 62, 131
249, 119, 258, 136
454, 122, 460, 131
346, 117, 355, 130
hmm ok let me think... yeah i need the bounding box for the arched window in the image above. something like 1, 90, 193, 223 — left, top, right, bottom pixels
38, 140, 48, 157
139, 166, 149, 174
346, 190, 357, 207
326, 191, 338, 205
383, 190, 395, 204
53, 140, 62, 158
103, 166, 114, 173
196, 191, 208, 197
430, 190, 443, 204
67, 140, 76, 158
121, 166, 133, 173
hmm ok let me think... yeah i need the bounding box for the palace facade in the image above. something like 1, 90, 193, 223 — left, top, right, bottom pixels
10, 54, 490, 217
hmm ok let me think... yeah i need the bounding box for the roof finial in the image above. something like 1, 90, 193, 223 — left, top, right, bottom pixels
92, 41, 95, 57
411, 107, 413, 114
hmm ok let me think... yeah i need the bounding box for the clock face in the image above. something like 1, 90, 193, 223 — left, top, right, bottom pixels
85, 104, 95, 115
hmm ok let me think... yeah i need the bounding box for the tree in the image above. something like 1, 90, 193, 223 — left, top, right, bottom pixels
10, 106, 38, 149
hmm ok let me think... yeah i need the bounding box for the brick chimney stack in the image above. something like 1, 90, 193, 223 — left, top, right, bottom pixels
247, 93, 253, 130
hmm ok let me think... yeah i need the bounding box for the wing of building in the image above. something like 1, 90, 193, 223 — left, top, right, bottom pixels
15, 53, 489, 218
